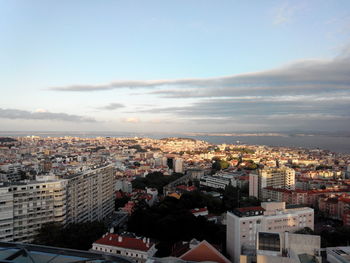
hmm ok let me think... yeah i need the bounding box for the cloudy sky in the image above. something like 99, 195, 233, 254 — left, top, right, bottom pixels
1, 0, 350, 132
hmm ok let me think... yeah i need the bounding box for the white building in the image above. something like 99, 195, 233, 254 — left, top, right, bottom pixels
0, 179, 67, 242
66, 164, 116, 224
327, 246, 350, 263
200, 175, 232, 189
0, 185, 14, 241
146, 188, 158, 206
92, 233, 157, 263
249, 173, 259, 197
174, 158, 184, 173
250, 167, 295, 199
242, 232, 321, 263
115, 179, 132, 193
226, 202, 314, 263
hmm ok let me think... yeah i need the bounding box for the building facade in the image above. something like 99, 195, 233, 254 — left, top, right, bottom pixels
226, 202, 314, 263
250, 167, 295, 200
0, 164, 116, 242
92, 233, 156, 263
66, 164, 116, 223
0, 179, 67, 242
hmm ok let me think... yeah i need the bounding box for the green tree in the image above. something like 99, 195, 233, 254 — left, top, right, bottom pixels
34, 221, 107, 250
222, 185, 239, 211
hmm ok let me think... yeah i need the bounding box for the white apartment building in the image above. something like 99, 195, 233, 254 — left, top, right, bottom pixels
0, 185, 14, 241
174, 158, 184, 173
249, 167, 295, 199
200, 175, 232, 189
92, 233, 157, 263
226, 202, 314, 263
0, 164, 116, 242
0, 179, 67, 242
66, 164, 116, 223
115, 179, 132, 193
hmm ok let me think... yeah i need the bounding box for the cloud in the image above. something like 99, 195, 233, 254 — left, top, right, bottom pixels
129, 92, 350, 131
273, 2, 303, 25
0, 108, 96, 122
46, 48, 350, 132
49, 56, 350, 99
35, 108, 48, 113
96, 103, 125, 110
122, 117, 140, 123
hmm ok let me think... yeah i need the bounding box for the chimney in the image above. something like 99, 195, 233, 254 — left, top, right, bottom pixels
110, 227, 114, 233
118, 235, 123, 242
143, 237, 147, 243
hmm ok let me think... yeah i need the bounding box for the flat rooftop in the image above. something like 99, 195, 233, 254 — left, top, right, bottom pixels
0, 242, 134, 263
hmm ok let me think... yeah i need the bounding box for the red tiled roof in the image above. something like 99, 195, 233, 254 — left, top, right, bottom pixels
93, 233, 153, 252
339, 197, 350, 204
191, 207, 208, 214
179, 240, 230, 263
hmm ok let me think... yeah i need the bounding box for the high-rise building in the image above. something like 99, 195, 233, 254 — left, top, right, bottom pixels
0, 164, 116, 242
66, 164, 116, 224
174, 158, 184, 173
249, 167, 295, 200
0, 185, 14, 242
226, 202, 314, 263
0, 179, 67, 242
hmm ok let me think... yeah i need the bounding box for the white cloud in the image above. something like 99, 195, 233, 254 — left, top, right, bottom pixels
0, 108, 97, 122
96, 103, 125, 110
273, 2, 303, 25
34, 108, 48, 113
122, 117, 140, 123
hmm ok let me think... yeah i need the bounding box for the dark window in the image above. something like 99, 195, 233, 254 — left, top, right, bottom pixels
258, 232, 280, 252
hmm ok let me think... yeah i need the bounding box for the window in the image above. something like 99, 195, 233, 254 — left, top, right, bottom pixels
258, 232, 280, 252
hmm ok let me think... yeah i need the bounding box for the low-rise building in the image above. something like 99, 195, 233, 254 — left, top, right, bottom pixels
327, 246, 350, 263
92, 233, 156, 263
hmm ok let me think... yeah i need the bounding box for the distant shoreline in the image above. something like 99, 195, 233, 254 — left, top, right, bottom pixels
1, 131, 349, 154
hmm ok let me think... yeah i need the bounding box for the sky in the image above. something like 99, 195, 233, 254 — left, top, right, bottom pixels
1, 0, 350, 133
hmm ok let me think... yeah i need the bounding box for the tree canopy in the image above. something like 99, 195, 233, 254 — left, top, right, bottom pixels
132, 172, 183, 194
33, 221, 107, 250
127, 195, 225, 257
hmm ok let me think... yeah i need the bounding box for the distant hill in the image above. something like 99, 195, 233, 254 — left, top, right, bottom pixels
160, 137, 197, 142
0, 137, 17, 143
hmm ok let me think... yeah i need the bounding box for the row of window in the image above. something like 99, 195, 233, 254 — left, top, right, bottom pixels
96, 246, 145, 259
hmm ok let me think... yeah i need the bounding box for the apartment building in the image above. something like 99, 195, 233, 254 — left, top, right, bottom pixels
249, 167, 295, 200
226, 202, 314, 263
0, 179, 67, 242
0, 164, 116, 242
66, 164, 116, 223
0, 185, 14, 241
200, 175, 232, 189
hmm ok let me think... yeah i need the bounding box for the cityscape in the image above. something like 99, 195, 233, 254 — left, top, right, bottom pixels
1, 1, 350, 263
0, 136, 350, 263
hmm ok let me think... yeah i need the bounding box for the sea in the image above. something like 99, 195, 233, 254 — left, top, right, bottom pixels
0, 131, 350, 154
